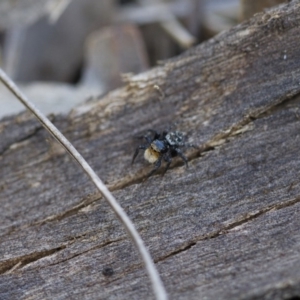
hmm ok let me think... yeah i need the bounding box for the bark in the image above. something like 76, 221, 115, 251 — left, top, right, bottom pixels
1, 1, 300, 299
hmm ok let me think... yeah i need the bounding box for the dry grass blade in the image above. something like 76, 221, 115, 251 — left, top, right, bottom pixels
0, 68, 168, 300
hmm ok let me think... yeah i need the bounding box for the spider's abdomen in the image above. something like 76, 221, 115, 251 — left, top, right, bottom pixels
144, 147, 160, 164
166, 131, 184, 146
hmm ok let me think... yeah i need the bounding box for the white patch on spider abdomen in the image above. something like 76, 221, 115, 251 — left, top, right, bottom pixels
166, 131, 184, 146
144, 148, 160, 164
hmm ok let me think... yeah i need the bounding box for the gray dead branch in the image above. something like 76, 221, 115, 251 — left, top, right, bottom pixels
1, 1, 300, 299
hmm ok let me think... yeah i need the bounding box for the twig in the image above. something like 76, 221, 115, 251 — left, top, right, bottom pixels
137, 0, 196, 48
0, 68, 168, 300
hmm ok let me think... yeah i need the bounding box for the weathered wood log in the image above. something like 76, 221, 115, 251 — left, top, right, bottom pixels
1, 1, 300, 299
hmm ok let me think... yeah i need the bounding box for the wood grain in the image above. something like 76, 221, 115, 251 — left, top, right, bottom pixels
1, 1, 300, 299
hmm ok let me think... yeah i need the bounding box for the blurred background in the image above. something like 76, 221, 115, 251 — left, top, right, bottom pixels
0, 0, 284, 119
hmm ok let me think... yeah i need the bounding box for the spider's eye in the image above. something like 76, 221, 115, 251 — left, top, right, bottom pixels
151, 140, 166, 152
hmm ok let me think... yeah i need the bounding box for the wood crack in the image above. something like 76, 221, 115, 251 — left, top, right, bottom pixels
1, 238, 126, 274
0, 245, 66, 275
44, 238, 124, 269
0, 125, 43, 157
155, 196, 300, 263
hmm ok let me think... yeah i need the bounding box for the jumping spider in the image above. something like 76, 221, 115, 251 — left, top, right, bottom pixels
132, 129, 197, 177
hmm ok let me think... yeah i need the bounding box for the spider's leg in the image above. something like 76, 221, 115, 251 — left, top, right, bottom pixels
175, 148, 189, 168
161, 130, 168, 138
134, 134, 152, 143
162, 153, 172, 176
134, 130, 158, 143
146, 129, 160, 139
144, 136, 153, 144
147, 155, 163, 178
132, 145, 147, 164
